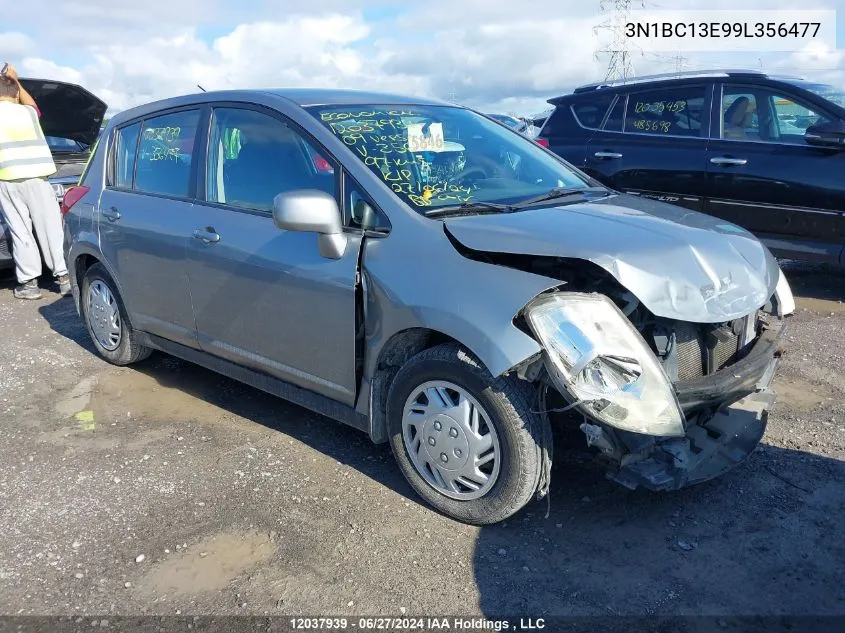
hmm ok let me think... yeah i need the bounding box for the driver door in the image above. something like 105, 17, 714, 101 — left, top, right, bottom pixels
185, 104, 363, 405
704, 83, 845, 262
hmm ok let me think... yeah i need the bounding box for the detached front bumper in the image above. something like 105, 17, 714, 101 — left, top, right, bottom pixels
605, 318, 784, 492
609, 388, 774, 491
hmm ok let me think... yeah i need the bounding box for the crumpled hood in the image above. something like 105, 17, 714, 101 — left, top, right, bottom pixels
444, 193, 780, 323
19, 78, 106, 145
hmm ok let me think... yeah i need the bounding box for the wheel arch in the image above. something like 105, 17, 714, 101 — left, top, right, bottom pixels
365, 326, 541, 444
70, 249, 134, 328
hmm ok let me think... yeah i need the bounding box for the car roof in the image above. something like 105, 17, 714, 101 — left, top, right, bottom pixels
549, 69, 805, 103
109, 88, 452, 126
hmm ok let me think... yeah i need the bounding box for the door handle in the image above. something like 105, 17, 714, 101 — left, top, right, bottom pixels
193, 228, 220, 244
594, 151, 623, 159
710, 156, 748, 166
102, 207, 121, 221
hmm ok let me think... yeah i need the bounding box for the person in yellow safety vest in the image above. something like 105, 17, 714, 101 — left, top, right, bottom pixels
0, 62, 70, 300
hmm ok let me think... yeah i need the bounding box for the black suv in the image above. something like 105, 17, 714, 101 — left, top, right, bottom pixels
537, 70, 845, 265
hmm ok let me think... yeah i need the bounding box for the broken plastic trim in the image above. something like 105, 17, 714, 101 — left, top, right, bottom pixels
609, 388, 775, 492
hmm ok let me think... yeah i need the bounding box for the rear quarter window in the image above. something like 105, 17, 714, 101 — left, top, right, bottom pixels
570, 94, 615, 130
112, 123, 140, 188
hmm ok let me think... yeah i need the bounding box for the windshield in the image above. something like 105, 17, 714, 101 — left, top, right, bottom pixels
789, 81, 845, 109
307, 104, 590, 211
45, 136, 88, 153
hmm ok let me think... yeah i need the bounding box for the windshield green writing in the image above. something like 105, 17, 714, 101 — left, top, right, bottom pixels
318, 110, 473, 207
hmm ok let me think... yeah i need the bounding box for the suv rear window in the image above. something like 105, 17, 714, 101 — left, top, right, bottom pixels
624, 86, 706, 137
571, 94, 615, 130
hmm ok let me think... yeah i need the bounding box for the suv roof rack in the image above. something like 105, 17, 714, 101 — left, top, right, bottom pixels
568, 69, 803, 95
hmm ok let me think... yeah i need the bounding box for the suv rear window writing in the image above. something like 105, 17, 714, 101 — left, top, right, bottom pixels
571, 94, 615, 130
624, 86, 706, 137
134, 110, 200, 198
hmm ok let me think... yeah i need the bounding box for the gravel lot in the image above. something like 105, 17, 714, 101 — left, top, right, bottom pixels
0, 261, 843, 623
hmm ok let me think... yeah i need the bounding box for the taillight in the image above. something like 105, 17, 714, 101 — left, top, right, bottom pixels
536, 137, 549, 148
61, 185, 89, 217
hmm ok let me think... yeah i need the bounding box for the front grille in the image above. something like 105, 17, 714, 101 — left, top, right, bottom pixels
675, 322, 705, 380
709, 328, 740, 371
0, 232, 11, 259
668, 317, 749, 381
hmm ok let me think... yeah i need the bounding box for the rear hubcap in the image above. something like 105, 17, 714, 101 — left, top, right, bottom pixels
87, 280, 122, 351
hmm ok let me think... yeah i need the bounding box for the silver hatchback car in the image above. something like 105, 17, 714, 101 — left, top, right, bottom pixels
63, 89, 795, 525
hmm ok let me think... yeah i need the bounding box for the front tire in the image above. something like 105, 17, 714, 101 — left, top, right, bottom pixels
81, 263, 152, 366
387, 343, 549, 525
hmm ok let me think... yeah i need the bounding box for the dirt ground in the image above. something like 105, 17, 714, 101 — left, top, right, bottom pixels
0, 260, 843, 623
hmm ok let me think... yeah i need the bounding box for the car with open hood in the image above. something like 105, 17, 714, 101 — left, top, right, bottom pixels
0, 78, 106, 270
61, 88, 795, 525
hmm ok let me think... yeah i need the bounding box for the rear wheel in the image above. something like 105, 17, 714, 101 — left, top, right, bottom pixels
387, 343, 549, 525
81, 263, 152, 366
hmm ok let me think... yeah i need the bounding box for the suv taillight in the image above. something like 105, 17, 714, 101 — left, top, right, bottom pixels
61, 185, 89, 217
536, 137, 549, 148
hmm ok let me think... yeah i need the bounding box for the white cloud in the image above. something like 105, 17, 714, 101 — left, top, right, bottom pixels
0, 31, 35, 58
6, 1, 845, 118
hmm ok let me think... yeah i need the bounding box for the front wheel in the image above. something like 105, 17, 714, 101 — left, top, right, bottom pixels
387, 343, 549, 525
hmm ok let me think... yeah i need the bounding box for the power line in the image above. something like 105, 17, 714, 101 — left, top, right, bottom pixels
594, 0, 645, 80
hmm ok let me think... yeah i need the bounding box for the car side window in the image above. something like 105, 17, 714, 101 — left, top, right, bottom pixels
624, 86, 706, 137
134, 110, 200, 198
571, 94, 615, 130
721, 89, 761, 141
721, 85, 833, 144
345, 175, 390, 232
603, 95, 626, 132
770, 93, 833, 143
113, 122, 140, 188
206, 107, 337, 213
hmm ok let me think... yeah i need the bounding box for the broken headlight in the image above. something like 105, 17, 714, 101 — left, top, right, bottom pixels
774, 267, 795, 317
525, 292, 685, 437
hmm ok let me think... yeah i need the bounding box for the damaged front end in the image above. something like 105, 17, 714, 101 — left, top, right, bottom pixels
519, 268, 793, 493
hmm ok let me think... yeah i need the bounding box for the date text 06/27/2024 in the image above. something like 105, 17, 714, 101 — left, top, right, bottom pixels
289, 617, 547, 631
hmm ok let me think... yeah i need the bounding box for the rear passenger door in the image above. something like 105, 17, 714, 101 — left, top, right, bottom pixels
98, 109, 202, 348
185, 105, 363, 406
542, 93, 616, 170
585, 83, 712, 212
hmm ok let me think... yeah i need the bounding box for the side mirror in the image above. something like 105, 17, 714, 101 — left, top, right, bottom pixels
804, 120, 845, 149
272, 190, 347, 259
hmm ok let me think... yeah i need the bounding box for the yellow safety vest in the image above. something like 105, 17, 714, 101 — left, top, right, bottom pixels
0, 102, 57, 181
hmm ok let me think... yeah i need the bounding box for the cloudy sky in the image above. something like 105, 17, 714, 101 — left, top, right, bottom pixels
2, 0, 844, 117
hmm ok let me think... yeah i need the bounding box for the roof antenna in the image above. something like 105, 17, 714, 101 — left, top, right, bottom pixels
197, 84, 207, 92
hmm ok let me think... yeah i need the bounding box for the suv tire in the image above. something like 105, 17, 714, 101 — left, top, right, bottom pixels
387, 343, 549, 525
81, 263, 152, 366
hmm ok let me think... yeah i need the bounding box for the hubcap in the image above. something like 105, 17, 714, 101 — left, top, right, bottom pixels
402, 381, 501, 501
86, 280, 121, 351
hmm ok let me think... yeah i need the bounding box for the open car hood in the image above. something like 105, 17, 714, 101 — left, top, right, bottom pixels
443, 194, 780, 323
18, 78, 106, 146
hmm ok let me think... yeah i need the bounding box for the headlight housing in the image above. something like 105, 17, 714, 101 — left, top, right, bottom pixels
525, 292, 685, 437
